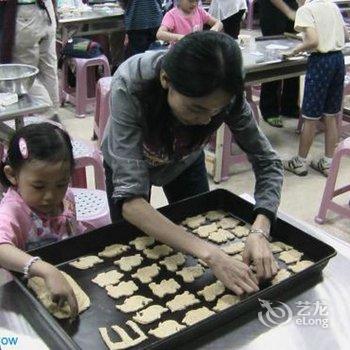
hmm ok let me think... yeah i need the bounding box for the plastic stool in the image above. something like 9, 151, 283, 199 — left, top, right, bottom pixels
210, 86, 260, 182
72, 187, 111, 230
94, 77, 112, 145
61, 55, 111, 118
339, 73, 350, 135
315, 137, 350, 224
72, 139, 106, 190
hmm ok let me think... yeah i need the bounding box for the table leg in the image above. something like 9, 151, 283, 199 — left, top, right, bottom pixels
0, 122, 14, 143
15, 116, 24, 130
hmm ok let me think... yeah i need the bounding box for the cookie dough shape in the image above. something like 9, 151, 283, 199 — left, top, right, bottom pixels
99, 320, 147, 350
129, 236, 155, 251
148, 320, 186, 339
159, 253, 186, 272
233, 225, 250, 238
143, 245, 173, 260
213, 294, 240, 312
271, 269, 291, 285
166, 291, 200, 312
132, 263, 160, 283
205, 210, 227, 221
270, 242, 284, 253
132, 305, 168, 324
182, 307, 215, 326
116, 295, 153, 313
106, 281, 139, 299
288, 260, 314, 273
198, 281, 225, 302
273, 241, 293, 251
92, 270, 123, 287
69, 255, 103, 269
217, 217, 240, 229
149, 278, 181, 298
98, 244, 130, 258
176, 265, 205, 283
193, 223, 218, 238
183, 215, 206, 229
114, 254, 143, 271
279, 249, 303, 264
233, 254, 243, 262
208, 229, 235, 243
222, 242, 245, 255
28, 271, 90, 319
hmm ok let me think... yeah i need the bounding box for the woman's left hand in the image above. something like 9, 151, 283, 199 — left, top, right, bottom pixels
242, 214, 278, 280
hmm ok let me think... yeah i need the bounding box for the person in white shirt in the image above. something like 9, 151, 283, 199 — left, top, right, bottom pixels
209, 0, 247, 39
283, 0, 349, 177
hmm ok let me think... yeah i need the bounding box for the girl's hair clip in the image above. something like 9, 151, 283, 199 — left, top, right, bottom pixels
18, 138, 29, 159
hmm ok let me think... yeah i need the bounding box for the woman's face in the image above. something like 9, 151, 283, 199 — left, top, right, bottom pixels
160, 71, 233, 126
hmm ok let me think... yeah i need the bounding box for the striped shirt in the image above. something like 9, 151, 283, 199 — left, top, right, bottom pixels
124, 0, 163, 31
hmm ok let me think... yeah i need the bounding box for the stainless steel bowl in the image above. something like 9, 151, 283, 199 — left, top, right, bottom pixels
0, 64, 39, 95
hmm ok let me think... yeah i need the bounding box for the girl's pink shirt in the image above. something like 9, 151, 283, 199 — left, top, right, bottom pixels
0, 187, 87, 250
161, 6, 211, 36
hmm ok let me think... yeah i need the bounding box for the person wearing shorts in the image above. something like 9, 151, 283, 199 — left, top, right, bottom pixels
283, 0, 348, 177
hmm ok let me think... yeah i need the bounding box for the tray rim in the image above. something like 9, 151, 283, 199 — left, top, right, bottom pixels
13, 189, 337, 350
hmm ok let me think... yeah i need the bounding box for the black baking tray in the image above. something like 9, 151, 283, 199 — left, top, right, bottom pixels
13, 189, 336, 350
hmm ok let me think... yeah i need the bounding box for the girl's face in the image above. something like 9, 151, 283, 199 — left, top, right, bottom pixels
179, 0, 199, 14
5, 160, 71, 215
160, 71, 232, 125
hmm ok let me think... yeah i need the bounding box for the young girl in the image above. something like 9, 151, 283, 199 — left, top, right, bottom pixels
156, 0, 222, 44
0, 122, 86, 318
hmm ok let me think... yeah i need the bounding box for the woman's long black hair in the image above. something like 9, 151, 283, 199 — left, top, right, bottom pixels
136, 31, 245, 155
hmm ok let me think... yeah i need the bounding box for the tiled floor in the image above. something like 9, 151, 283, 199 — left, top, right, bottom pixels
60, 93, 350, 245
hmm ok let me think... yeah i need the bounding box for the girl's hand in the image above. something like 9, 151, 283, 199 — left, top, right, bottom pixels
243, 233, 278, 280
206, 247, 259, 295
43, 266, 78, 319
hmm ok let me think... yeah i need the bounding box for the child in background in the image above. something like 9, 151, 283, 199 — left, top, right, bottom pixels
157, 0, 222, 44
283, 0, 349, 177
209, 0, 247, 39
0, 123, 87, 318
119, 0, 163, 56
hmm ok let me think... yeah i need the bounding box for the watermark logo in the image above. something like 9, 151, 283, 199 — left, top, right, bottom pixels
258, 299, 329, 329
258, 298, 293, 328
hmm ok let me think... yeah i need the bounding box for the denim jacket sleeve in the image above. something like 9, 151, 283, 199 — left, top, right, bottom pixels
102, 76, 150, 203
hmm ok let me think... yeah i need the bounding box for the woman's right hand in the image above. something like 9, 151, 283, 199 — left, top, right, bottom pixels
43, 265, 78, 319
206, 247, 260, 295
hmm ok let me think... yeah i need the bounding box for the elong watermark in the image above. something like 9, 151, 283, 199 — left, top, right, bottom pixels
258, 298, 329, 329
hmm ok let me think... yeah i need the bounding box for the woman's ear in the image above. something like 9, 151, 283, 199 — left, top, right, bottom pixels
4, 165, 18, 186
160, 70, 170, 89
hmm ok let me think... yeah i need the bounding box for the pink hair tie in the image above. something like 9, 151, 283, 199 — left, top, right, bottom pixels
18, 138, 29, 159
